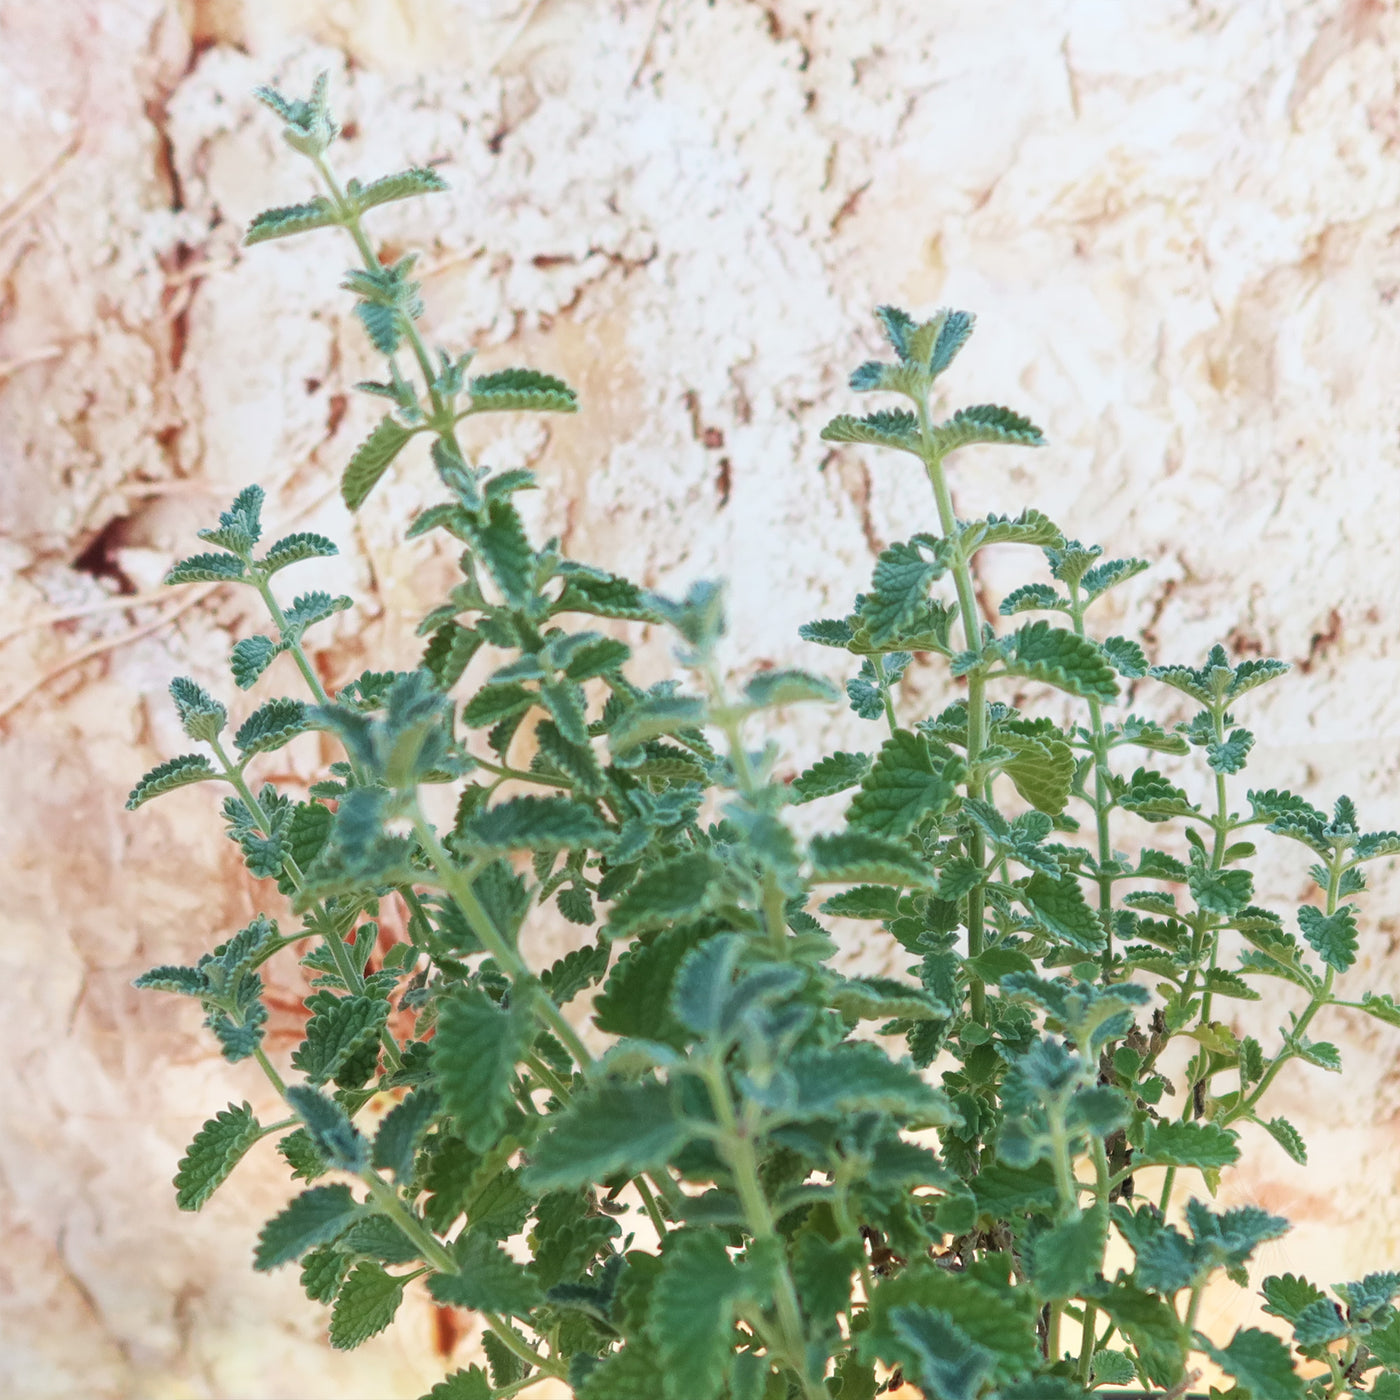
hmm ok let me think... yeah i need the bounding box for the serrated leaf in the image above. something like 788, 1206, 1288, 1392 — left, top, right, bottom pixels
459, 795, 609, 853
1020, 871, 1104, 952
1136, 1120, 1240, 1172
467, 367, 578, 414
234, 697, 310, 756
253, 1184, 362, 1271
261, 532, 339, 574
285, 1083, 369, 1172
169, 677, 227, 743
810, 830, 932, 886
342, 416, 414, 512
887, 1308, 996, 1400
466, 499, 535, 606
998, 582, 1067, 616
541, 941, 610, 1004
830, 974, 948, 1022
165, 551, 248, 585
245, 197, 341, 244
133, 964, 209, 996
999, 621, 1118, 702
995, 731, 1075, 816
1360, 992, 1400, 1028
861, 539, 945, 644
352, 166, 449, 212
962, 508, 1064, 552
427, 1233, 542, 1319
126, 753, 219, 810
291, 993, 390, 1086
300, 1245, 351, 1304
1250, 1119, 1306, 1173
1188, 865, 1253, 916
328, 1261, 405, 1350
789, 1041, 960, 1127
820, 408, 923, 455
279, 1128, 330, 1183
231, 634, 283, 689
1200, 1327, 1304, 1400
848, 730, 960, 837
926, 404, 1045, 454
173, 1103, 262, 1211
523, 1082, 689, 1191
647, 1232, 747, 1400
742, 668, 840, 708
605, 852, 725, 938
1028, 1205, 1107, 1300
1297, 903, 1358, 973
1102, 635, 1147, 679
609, 694, 708, 754
420, 1367, 492, 1400
434, 990, 532, 1152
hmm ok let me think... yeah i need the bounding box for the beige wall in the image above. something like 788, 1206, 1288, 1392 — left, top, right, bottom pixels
4, 1, 1400, 1396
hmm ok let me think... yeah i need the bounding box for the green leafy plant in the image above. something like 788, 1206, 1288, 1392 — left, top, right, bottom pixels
129, 75, 1400, 1400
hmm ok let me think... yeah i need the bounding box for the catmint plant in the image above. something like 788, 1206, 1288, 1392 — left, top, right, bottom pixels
130, 75, 1400, 1400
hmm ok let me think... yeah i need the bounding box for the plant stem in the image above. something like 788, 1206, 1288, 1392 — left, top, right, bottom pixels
919, 402, 987, 1021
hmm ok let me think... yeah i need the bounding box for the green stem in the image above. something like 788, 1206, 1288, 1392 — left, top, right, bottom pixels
701, 1062, 818, 1399
634, 1175, 669, 1241
410, 807, 595, 1071
870, 653, 899, 734
919, 410, 988, 1022
254, 1046, 287, 1096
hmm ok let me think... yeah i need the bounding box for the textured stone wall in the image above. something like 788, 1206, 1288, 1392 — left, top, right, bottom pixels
5, 1, 1400, 1396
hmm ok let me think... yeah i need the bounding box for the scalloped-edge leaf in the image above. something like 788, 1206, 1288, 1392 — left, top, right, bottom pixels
1260, 1116, 1307, 1165
133, 964, 209, 996
810, 830, 933, 886
819, 408, 922, 455
253, 1184, 363, 1271
926, 404, 1044, 455
234, 697, 311, 756
999, 621, 1118, 703
1135, 1119, 1240, 1172
261, 531, 339, 574
231, 634, 283, 689
459, 796, 611, 853
420, 1367, 492, 1400
467, 368, 578, 414
165, 551, 248, 585
351, 166, 449, 213
342, 416, 414, 512
791, 750, 872, 803
245, 197, 341, 245
999, 582, 1067, 616
605, 852, 726, 938
174, 1102, 262, 1211
328, 1262, 405, 1350
126, 753, 219, 810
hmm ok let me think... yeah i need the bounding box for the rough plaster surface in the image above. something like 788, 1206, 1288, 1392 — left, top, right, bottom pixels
4, 0, 1400, 1395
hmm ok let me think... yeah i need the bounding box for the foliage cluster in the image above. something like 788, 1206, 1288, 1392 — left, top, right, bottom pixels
131, 76, 1400, 1399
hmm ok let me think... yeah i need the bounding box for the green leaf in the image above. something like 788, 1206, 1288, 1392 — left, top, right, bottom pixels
1260, 1117, 1308, 1165
300, 1245, 351, 1304
609, 694, 708, 754
605, 853, 725, 938
245, 197, 341, 244
577, 1342, 662, 1400
1297, 903, 1358, 973
173, 1102, 262, 1211
352, 166, 449, 212
791, 751, 872, 803
1188, 864, 1253, 916
285, 1083, 370, 1172
279, 1128, 330, 1183
1200, 1327, 1304, 1400
262, 531, 339, 574
231, 634, 282, 689
743, 668, 839, 708
467, 367, 578, 414
1082, 556, 1149, 601
126, 753, 219, 809
1101, 635, 1148, 679
848, 730, 960, 837
1208, 727, 1255, 775
1028, 1205, 1107, 1300
810, 830, 932, 886
291, 993, 390, 1086
1020, 871, 1104, 952
830, 975, 948, 1022
434, 990, 532, 1152
999, 582, 1067, 616
820, 408, 923, 455
328, 1262, 405, 1350
1135, 1120, 1240, 1172
647, 1232, 747, 1400
165, 551, 248, 585
962, 507, 1064, 552
926, 404, 1045, 455
523, 1082, 689, 1191
342, 416, 414, 512
995, 732, 1075, 816
1360, 991, 1400, 1028
420, 1367, 492, 1400
460, 796, 610, 853
818, 885, 901, 919
999, 621, 1118, 703
169, 677, 227, 743
134, 963, 209, 996
789, 1041, 960, 1127
862, 540, 945, 644
253, 1184, 363, 1271
888, 1307, 995, 1400
467, 499, 536, 606
428, 1231, 542, 1318
234, 697, 310, 756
